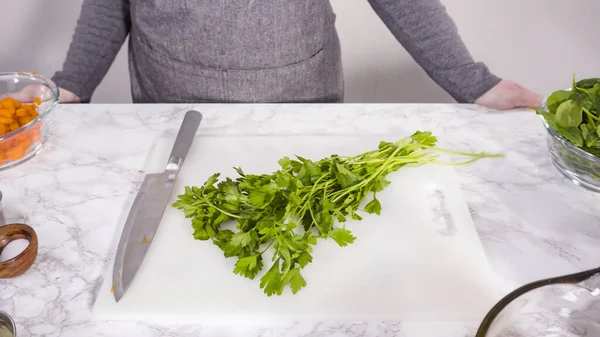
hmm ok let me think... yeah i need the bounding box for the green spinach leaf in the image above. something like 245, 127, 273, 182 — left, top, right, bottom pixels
555, 100, 583, 128
546, 90, 572, 112
575, 78, 600, 89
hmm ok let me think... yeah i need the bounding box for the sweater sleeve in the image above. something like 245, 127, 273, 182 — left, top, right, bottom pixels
367, 0, 501, 103
51, 0, 131, 103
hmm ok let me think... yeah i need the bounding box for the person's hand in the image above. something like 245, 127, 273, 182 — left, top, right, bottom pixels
0, 85, 80, 104
474, 80, 543, 110
58, 87, 80, 103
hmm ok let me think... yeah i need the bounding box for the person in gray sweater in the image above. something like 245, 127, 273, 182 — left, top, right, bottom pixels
50, 0, 542, 109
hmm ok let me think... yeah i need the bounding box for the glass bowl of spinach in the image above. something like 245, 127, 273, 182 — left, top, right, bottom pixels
535, 76, 600, 192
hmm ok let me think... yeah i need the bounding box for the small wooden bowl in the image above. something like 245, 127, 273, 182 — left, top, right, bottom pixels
0, 223, 38, 279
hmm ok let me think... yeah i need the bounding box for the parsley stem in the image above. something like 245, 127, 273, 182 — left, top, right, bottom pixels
331, 145, 430, 203
420, 145, 504, 158
339, 145, 394, 160
199, 197, 245, 219
304, 173, 330, 234
348, 155, 434, 166
432, 158, 484, 166
259, 240, 274, 254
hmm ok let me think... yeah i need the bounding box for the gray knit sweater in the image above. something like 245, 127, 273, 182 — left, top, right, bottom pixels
51, 0, 501, 104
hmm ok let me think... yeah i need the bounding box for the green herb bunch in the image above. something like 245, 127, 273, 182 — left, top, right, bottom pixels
172, 131, 500, 296
533, 76, 600, 181
535, 76, 600, 154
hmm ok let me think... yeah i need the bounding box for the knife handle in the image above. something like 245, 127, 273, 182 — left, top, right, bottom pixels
167, 110, 202, 167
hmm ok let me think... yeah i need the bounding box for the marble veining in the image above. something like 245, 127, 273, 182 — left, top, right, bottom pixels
1, 103, 599, 337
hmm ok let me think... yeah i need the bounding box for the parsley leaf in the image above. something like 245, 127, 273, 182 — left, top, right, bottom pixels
233, 255, 263, 279
283, 268, 307, 294
278, 156, 292, 169
364, 196, 382, 215
411, 131, 437, 147
330, 228, 356, 247
297, 251, 313, 268
297, 159, 321, 185
334, 163, 361, 188
260, 260, 283, 296
230, 232, 252, 247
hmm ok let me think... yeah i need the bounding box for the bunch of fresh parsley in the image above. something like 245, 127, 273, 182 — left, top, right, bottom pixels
172, 131, 500, 296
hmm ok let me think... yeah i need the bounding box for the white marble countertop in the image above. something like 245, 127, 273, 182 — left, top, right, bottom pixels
1, 103, 599, 337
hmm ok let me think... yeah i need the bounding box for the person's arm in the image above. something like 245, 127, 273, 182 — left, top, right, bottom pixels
51, 0, 131, 103
367, 0, 501, 103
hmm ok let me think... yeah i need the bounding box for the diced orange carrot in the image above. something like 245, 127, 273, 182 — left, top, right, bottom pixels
15, 108, 30, 117
4, 145, 26, 160
0, 109, 13, 118
19, 138, 31, 150
15, 133, 29, 142
0, 117, 13, 125
30, 126, 42, 142
21, 124, 41, 141
1, 98, 20, 109
18, 116, 35, 126
0, 98, 17, 109
9, 121, 19, 131
33, 97, 41, 106
0, 142, 10, 152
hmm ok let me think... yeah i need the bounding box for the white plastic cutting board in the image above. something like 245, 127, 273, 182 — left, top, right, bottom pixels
93, 134, 498, 325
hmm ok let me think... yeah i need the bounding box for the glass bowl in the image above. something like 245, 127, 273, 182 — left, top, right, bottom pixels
540, 94, 600, 192
0, 72, 58, 170
476, 268, 600, 337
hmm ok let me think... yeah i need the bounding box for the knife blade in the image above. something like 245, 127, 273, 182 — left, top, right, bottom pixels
112, 110, 202, 302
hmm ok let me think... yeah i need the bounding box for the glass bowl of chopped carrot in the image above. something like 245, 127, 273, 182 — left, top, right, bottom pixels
0, 72, 58, 170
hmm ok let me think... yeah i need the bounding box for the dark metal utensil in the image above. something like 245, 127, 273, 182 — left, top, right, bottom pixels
112, 110, 203, 302
0, 310, 16, 337
476, 266, 600, 336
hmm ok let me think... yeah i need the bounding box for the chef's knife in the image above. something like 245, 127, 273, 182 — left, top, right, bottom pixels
112, 110, 202, 302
